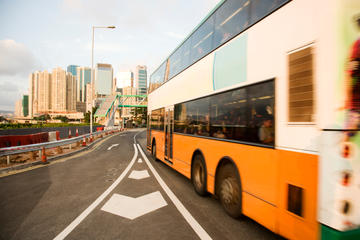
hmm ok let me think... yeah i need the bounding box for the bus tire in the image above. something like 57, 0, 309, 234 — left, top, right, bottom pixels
151, 141, 157, 160
191, 153, 207, 196
217, 163, 242, 218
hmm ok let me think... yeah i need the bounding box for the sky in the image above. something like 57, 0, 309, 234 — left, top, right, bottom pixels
0, 0, 221, 111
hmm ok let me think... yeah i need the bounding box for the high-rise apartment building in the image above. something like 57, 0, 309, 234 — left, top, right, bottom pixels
135, 65, 147, 95
29, 71, 40, 117
15, 99, 23, 117
51, 67, 67, 112
95, 63, 113, 96
76, 67, 91, 102
67, 65, 79, 77
38, 70, 52, 113
51, 68, 76, 112
28, 67, 77, 116
66, 72, 77, 111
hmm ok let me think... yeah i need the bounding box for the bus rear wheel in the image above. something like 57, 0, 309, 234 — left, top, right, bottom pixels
151, 141, 157, 160
217, 163, 242, 218
191, 154, 207, 196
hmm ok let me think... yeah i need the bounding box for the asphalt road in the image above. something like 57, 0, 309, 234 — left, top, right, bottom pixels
0, 129, 283, 240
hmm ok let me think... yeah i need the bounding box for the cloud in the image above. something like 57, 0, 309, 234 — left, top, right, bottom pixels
165, 31, 184, 39
0, 81, 18, 92
0, 39, 41, 76
0, 79, 26, 111
61, 0, 118, 25
85, 42, 129, 53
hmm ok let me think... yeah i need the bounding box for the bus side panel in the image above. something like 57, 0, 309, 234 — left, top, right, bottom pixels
172, 134, 278, 203
172, 134, 192, 179
242, 192, 277, 232
277, 150, 319, 240
151, 130, 165, 161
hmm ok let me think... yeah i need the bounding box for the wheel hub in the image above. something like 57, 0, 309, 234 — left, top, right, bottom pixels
221, 178, 239, 205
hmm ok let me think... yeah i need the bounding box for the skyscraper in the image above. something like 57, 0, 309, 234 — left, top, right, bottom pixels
95, 63, 113, 96
51, 67, 76, 112
29, 71, 40, 117
76, 67, 91, 102
131, 71, 134, 87
67, 65, 79, 77
38, 70, 52, 113
135, 65, 147, 95
15, 99, 23, 117
28, 68, 77, 116
66, 72, 76, 111
22, 95, 29, 117
51, 68, 67, 112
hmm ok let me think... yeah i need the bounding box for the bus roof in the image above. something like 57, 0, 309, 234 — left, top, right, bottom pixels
150, 0, 226, 77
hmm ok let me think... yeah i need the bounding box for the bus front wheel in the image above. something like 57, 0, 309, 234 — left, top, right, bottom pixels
191, 154, 207, 196
217, 163, 242, 218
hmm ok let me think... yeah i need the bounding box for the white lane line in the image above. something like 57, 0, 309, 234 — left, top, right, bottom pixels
128, 170, 150, 180
136, 144, 212, 240
107, 144, 119, 151
53, 144, 138, 240
138, 158, 143, 163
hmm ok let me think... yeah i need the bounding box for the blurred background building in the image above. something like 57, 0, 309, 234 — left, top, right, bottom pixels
67, 65, 79, 77
135, 65, 147, 95
95, 63, 113, 97
76, 67, 91, 103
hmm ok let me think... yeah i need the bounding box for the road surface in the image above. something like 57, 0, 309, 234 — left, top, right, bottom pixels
0, 129, 282, 240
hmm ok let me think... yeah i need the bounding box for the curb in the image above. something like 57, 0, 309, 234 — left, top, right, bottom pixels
0, 131, 123, 176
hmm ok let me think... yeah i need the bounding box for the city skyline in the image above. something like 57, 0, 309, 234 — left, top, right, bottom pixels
0, 0, 220, 111
15, 63, 149, 117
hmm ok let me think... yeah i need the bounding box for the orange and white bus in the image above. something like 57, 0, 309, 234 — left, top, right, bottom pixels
147, 0, 360, 239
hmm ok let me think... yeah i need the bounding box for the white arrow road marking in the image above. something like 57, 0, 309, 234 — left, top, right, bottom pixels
137, 144, 212, 240
107, 144, 119, 150
138, 158, 143, 163
101, 191, 167, 220
53, 144, 138, 240
128, 170, 149, 180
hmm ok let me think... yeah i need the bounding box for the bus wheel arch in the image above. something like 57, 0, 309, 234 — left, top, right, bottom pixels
215, 157, 243, 218
191, 150, 208, 196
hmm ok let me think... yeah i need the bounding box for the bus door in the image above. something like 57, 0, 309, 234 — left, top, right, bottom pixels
164, 107, 174, 163
146, 114, 151, 150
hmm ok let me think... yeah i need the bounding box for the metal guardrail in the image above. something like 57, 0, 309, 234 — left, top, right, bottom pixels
0, 126, 122, 158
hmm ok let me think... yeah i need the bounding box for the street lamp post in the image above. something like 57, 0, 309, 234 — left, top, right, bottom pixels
90, 25, 115, 136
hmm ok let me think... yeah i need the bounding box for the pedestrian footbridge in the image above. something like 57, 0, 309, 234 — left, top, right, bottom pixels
94, 94, 147, 127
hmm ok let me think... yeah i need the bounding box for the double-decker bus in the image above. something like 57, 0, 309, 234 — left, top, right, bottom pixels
147, 0, 360, 239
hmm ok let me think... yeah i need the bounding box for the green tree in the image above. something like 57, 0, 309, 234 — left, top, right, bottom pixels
34, 114, 51, 122
54, 115, 69, 123
84, 106, 98, 123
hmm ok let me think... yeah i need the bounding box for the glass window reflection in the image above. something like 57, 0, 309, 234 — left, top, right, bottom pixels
190, 15, 215, 64
213, 0, 250, 48
174, 80, 275, 146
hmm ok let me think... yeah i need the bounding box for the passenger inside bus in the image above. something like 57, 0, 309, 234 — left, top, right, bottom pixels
213, 129, 226, 139
258, 118, 274, 144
